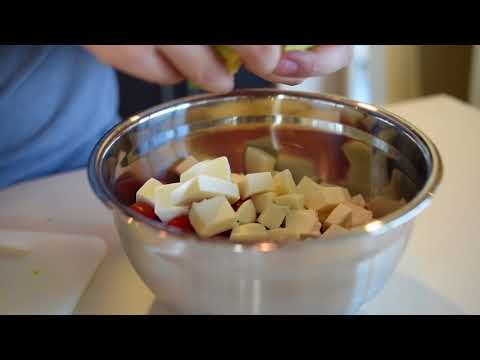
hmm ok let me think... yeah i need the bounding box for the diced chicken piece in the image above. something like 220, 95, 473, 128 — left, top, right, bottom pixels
350, 194, 366, 207
136, 178, 163, 206
257, 202, 290, 230
239, 172, 273, 199
174, 155, 198, 176
285, 209, 318, 236
251, 192, 277, 213
301, 221, 322, 239
235, 199, 256, 224
321, 224, 349, 239
342, 202, 373, 228
272, 169, 296, 195
180, 156, 231, 182
154, 183, 189, 222
230, 223, 269, 242
189, 196, 236, 238
324, 203, 352, 230
296, 176, 321, 197
268, 228, 299, 243
317, 208, 332, 223
305, 185, 350, 212
273, 193, 304, 210
171, 175, 239, 206
245, 147, 276, 174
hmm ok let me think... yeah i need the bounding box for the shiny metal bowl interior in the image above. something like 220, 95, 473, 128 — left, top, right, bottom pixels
89, 89, 442, 242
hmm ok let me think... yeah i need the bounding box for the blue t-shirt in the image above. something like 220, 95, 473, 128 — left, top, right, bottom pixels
0, 45, 119, 189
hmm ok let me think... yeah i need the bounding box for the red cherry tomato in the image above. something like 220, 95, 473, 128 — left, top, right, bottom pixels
114, 172, 143, 205
130, 202, 158, 220
167, 215, 194, 232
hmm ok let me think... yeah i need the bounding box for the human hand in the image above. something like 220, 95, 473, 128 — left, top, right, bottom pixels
83, 45, 352, 93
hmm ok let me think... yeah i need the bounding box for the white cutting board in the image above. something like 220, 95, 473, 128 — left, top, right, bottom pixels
0, 230, 107, 315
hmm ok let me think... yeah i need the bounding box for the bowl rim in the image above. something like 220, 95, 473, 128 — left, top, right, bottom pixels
88, 88, 443, 247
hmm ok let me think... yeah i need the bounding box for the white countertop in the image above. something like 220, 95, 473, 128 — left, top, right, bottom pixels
0, 93, 478, 315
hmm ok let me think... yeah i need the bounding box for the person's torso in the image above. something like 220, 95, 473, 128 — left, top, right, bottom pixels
0, 45, 120, 189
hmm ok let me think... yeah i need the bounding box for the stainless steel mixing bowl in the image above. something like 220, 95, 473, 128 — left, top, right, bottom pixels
88, 89, 442, 314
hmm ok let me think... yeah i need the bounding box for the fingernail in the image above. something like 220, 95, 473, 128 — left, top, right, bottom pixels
274, 58, 300, 77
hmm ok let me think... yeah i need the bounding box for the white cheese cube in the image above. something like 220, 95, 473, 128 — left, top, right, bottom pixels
305, 185, 350, 212
180, 156, 231, 182
276, 153, 317, 183
285, 209, 318, 236
174, 155, 198, 175
189, 196, 236, 238
257, 202, 290, 230
154, 183, 189, 223
321, 224, 349, 239
236, 199, 256, 224
231, 173, 245, 185
136, 178, 163, 206
273, 193, 304, 210
272, 169, 296, 195
230, 223, 269, 242
271, 171, 280, 177
296, 176, 321, 197
350, 194, 366, 207
268, 228, 299, 243
245, 147, 276, 173
172, 175, 239, 206
251, 192, 277, 213
239, 172, 273, 199
324, 203, 352, 230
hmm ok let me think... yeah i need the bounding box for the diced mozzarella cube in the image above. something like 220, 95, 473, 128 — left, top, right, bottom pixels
271, 171, 280, 177
154, 183, 189, 223
324, 203, 352, 230
296, 176, 321, 197
251, 192, 277, 213
350, 194, 366, 207
285, 209, 318, 236
276, 153, 317, 183
257, 202, 289, 230
245, 147, 276, 173
272, 169, 296, 195
305, 185, 350, 212
189, 196, 236, 238
174, 155, 198, 175
273, 193, 304, 210
231, 173, 245, 185
321, 224, 349, 239
239, 172, 273, 199
136, 178, 163, 206
268, 228, 299, 243
172, 175, 239, 206
230, 223, 269, 242
236, 199, 256, 224
180, 156, 231, 182
367, 196, 406, 218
